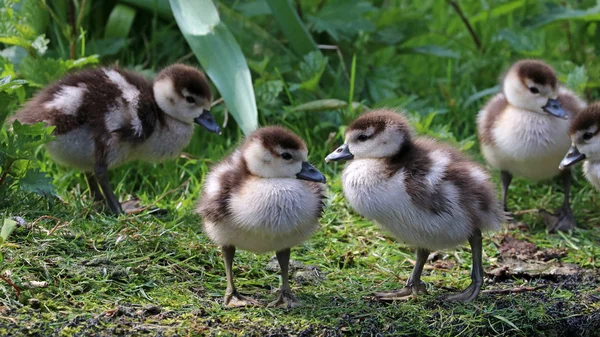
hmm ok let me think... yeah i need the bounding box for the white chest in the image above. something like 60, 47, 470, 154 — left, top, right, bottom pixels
584, 161, 600, 191
204, 178, 323, 253
136, 121, 195, 162
484, 107, 571, 180
341, 160, 472, 250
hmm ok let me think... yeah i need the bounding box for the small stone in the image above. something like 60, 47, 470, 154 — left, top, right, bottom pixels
142, 305, 161, 316
29, 298, 41, 309
294, 266, 324, 285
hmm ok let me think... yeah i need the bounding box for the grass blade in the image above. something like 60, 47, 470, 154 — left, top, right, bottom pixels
104, 4, 137, 39
265, 0, 318, 57
170, 0, 258, 135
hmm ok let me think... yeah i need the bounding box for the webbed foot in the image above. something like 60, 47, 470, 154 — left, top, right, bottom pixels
267, 289, 302, 309
445, 281, 482, 302
374, 282, 427, 301
224, 290, 261, 308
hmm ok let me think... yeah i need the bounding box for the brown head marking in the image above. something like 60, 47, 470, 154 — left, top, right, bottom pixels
347, 109, 412, 138
155, 64, 212, 101
511, 59, 557, 89
570, 103, 600, 136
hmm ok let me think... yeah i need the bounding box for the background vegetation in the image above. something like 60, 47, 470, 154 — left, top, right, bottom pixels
0, 0, 599, 336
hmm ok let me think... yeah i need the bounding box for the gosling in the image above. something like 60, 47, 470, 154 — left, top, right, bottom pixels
326, 109, 504, 302
560, 103, 600, 191
477, 59, 586, 231
197, 126, 326, 308
9, 64, 220, 215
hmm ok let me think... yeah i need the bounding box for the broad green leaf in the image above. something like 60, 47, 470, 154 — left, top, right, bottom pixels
496, 29, 544, 55
408, 45, 460, 59
18, 169, 56, 198
105, 4, 137, 39
170, 0, 258, 135
265, 0, 318, 56
470, 0, 526, 24
566, 66, 588, 95
527, 4, 600, 28
296, 51, 328, 92
1, 218, 16, 243
291, 99, 366, 112
307, 0, 375, 42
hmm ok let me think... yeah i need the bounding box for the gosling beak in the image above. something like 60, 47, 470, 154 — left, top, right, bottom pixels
559, 146, 586, 170
296, 162, 326, 183
325, 144, 354, 162
194, 109, 222, 134
542, 98, 568, 119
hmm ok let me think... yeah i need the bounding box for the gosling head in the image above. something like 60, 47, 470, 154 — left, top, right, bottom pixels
502, 59, 567, 119
325, 109, 411, 162
560, 103, 600, 169
242, 126, 326, 183
153, 64, 221, 134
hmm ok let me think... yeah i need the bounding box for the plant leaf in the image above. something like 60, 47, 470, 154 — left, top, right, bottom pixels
264, 0, 317, 56
1, 218, 17, 243
18, 169, 56, 198
470, 0, 526, 24
105, 4, 137, 39
170, 0, 258, 135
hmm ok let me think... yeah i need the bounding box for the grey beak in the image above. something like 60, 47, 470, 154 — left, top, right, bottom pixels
559, 146, 586, 170
325, 144, 354, 162
194, 109, 222, 134
296, 162, 326, 183
542, 98, 568, 119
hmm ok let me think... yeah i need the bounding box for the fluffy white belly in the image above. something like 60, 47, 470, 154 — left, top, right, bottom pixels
484, 108, 571, 180
204, 178, 321, 253
45, 127, 96, 171
584, 162, 600, 191
342, 160, 472, 250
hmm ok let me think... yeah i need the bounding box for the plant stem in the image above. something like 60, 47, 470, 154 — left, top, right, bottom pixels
0, 275, 20, 298
446, 0, 482, 52
68, 0, 76, 59
0, 172, 7, 186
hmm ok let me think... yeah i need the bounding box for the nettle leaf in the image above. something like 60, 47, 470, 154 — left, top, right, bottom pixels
566, 66, 588, 95
496, 29, 544, 55
18, 169, 56, 198
255, 80, 283, 108
366, 66, 402, 103
307, 0, 375, 41
296, 51, 328, 91
18, 55, 98, 87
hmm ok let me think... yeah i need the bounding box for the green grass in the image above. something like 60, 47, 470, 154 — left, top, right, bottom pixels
1, 131, 599, 336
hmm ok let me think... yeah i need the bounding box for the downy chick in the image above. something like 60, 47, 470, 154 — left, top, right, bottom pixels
560, 103, 600, 191
477, 59, 586, 231
9, 64, 220, 215
197, 126, 326, 308
326, 109, 504, 302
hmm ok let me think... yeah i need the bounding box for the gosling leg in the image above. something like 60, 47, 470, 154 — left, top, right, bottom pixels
375, 248, 429, 301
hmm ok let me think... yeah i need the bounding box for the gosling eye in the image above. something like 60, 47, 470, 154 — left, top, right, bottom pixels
529, 87, 539, 94
281, 152, 292, 160
357, 134, 369, 142
583, 132, 594, 141
185, 96, 196, 104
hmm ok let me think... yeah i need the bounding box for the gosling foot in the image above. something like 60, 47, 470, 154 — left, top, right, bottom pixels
445, 281, 482, 302
374, 282, 427, 301
224, 290, 261, 308
540, 207, 576, 233
268, 289, 302, 309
